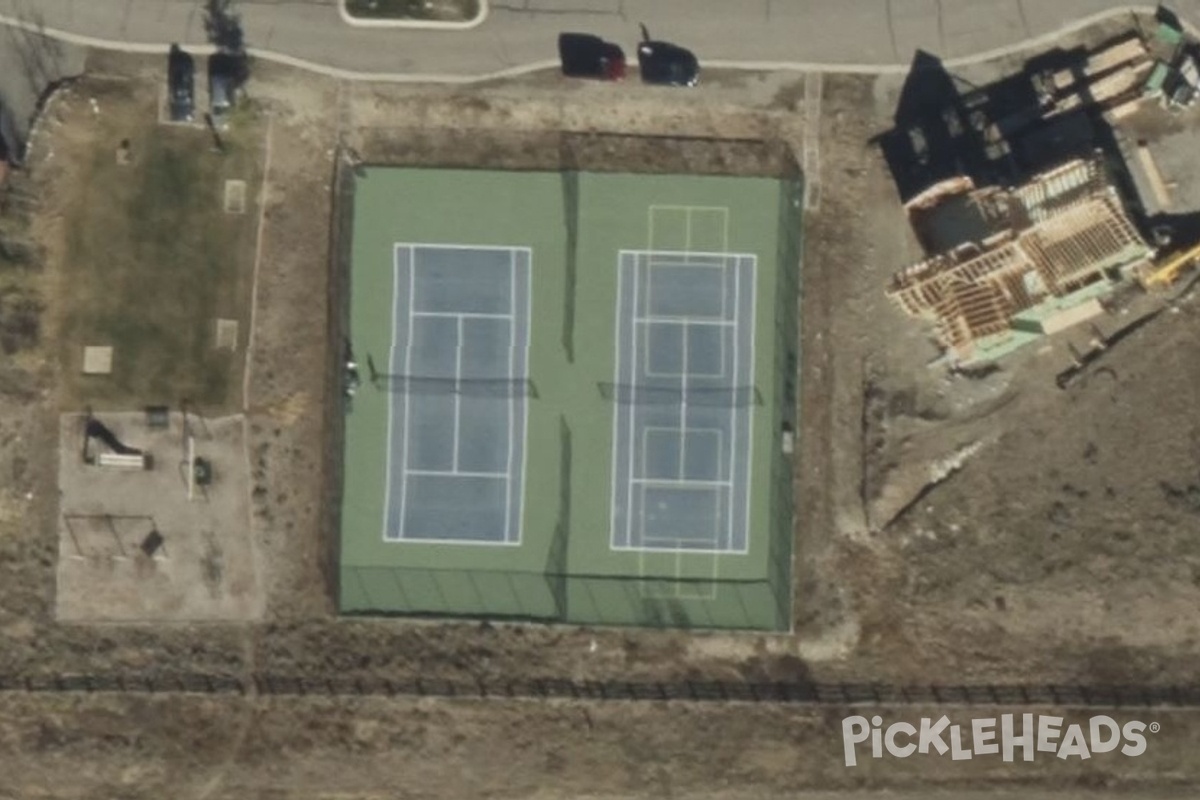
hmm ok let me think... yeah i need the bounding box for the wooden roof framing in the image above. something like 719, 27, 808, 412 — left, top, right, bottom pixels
887, 158, 1151, 357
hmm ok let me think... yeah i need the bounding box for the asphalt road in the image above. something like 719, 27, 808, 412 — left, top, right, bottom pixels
0, 0, 1198, 79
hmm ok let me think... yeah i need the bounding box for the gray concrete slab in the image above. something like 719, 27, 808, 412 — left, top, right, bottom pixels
0, 0, 1195, 81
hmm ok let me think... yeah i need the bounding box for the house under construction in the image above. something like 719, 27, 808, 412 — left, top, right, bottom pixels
888, 155, 1155, 363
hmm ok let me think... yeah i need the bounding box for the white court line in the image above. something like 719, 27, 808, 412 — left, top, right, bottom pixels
397, 534, 522, 548
517, 248, 532, 545
609, 253, 626, 551
620, 544, 740, 555
624, 253, 641, 549
635, 316, 736, 327
406, 469, 508, 479
452, 315, 463, 472
684, 207, 692, 254
382, 245, 403, 541
398, 245, 418, 540
504, 249, 515, 545
679, 319, 688, 478
413, 310, 513, 320
727, 253, 741, 555
625, 249, 746, 258
644, 254, 729, 264
739, 256, 759, 556
632, 477, 732, 488
396, 242, 525, 252
649, 204, 730, 214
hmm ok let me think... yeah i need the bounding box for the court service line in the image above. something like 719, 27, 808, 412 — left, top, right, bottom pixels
635, 316, 736, 327
406, 469, 508, 479
633, 478, 733, 488
413, 310, 513, 320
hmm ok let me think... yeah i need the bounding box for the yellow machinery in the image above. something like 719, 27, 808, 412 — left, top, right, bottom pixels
1140, 240, 1200, 289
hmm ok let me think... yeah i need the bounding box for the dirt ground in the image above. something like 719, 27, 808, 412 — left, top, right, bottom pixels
0, 693, 1199, 799
55, 411, 260, 622
37, 73, 263, 413
0, 18, 1199, 795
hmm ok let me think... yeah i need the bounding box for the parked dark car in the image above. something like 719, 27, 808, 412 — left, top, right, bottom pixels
636, 24, 698, 87
208, 52, 242, 129
558, 33, 626, 81
167, 44, 195, 122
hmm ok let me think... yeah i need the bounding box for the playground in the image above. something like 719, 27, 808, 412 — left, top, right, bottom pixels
54, 410, 262, 621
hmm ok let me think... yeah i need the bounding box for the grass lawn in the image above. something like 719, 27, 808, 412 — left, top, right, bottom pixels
59, 113, 264, 413
343, 0, 481, 21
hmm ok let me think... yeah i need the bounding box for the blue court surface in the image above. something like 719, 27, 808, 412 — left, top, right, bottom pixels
610, 250, 757, 553
383, 244, 531, 544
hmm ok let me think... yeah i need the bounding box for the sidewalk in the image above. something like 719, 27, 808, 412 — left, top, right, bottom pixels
0, 0, 1196, 80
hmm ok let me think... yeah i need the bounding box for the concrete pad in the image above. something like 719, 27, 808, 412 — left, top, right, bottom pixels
215, 318, 239, 350
82, 345, 113, 374
224, 179, 246, 214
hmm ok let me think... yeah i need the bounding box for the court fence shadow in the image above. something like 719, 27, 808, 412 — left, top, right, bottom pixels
7, 671, 1200, 708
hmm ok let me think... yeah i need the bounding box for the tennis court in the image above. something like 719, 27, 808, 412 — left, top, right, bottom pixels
611, 250, 756, 554
341, 167, 800, 630
382, 244, 531, 545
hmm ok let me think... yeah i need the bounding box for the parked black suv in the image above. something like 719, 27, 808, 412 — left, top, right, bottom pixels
558, 33, 626, 81
636, 24, 699, 87
167, 44, 195, 122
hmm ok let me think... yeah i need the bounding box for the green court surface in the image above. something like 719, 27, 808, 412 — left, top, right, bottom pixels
340, 167, 801, 630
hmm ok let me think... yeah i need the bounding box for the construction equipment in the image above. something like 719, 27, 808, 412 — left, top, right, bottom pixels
1139, 240, 1200, 289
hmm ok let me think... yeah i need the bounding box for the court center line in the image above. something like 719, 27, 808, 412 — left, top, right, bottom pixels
452, 315, 463, 472
679, 318, 688, 479
727, 256, 741, 553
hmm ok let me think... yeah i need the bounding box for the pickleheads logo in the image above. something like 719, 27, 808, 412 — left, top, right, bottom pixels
842, 714, 1159, 767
